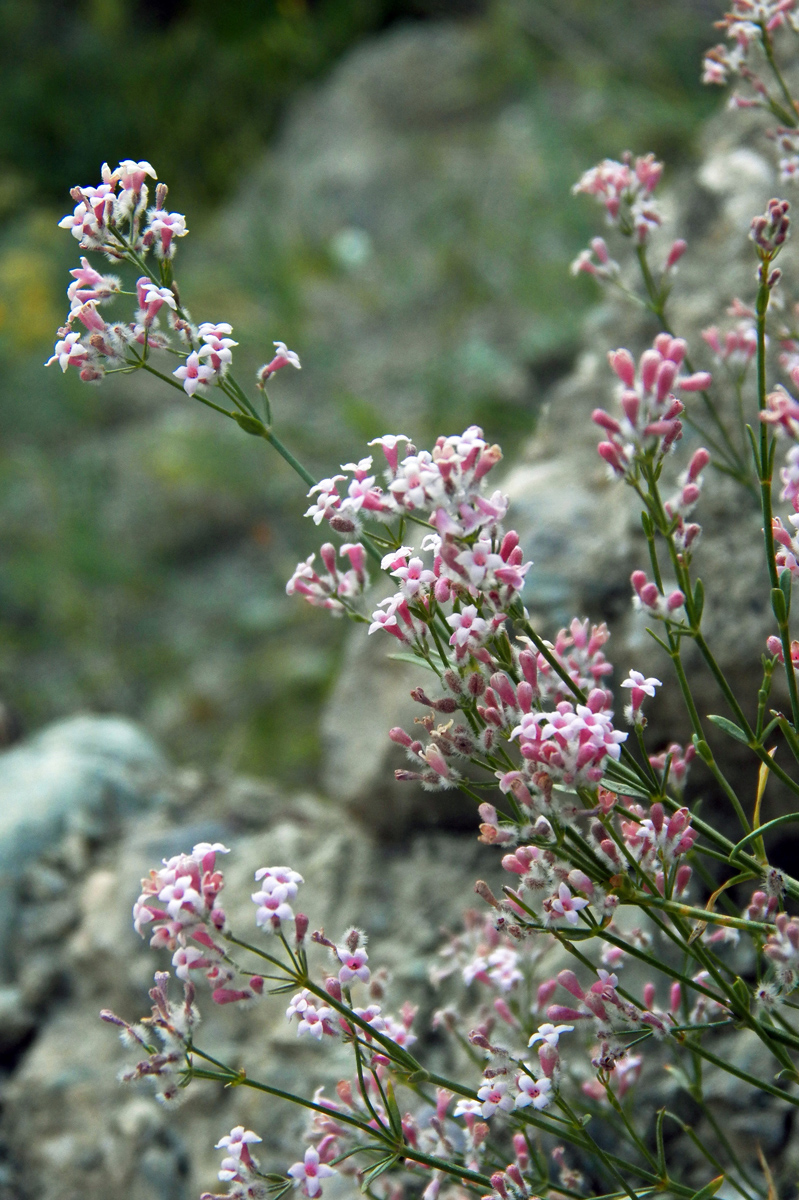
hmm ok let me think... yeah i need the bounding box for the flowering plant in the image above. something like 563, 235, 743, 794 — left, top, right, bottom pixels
45, 5, 799, 1199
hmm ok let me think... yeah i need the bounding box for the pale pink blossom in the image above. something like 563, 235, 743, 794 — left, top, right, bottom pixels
173, 351, 216, 396
45, 331, 89, 372
287, 1147, 336, 1197
515, 1073, 553, 1110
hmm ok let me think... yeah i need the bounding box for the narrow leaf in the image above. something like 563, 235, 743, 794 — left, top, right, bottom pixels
655, 1108, 667, 1178
689, 1175, 724, 1200
730, 809, 799, 857
384, 1080, 403, 1138
693, 579, 705, 622
706, 715, 749, 745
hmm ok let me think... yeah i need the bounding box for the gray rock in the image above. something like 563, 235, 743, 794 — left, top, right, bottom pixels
0, 715, 166, 976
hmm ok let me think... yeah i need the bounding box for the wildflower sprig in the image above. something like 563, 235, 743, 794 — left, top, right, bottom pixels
65, 16, 799, 1191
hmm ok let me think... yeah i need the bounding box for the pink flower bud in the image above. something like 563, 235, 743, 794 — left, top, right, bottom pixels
687, 447, 710, 482
519, 650, 538, 687
325, 977, 343, 1003
389, 727, 413, 748
513, 1133, 529, 1168
494, 998, 518, 1026
557, 970, 585, 1000
536, 979, 558, 1010
670, 982, 682, 1014
608, 349, 636, 388
675, 864, 692, 894
538, 1042, 560, 1077
547, 1005, 586, 1021
593, 407, 623, 434
666, 239, 687, 270
678, 371, 712, 392
643, 982, 656, 1009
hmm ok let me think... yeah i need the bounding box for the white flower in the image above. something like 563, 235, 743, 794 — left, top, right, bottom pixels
515, 1073, 553, 1110
620, 670, 662, 697
528, 1022, 574, 1048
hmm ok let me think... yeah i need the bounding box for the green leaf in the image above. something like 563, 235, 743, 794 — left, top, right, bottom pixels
780, 569, 793, 617
602, 761, 655, 799
655, 1108, 667, 1178
771, 586, 788, 624
384, 1080, 403, 1138
706, 714, 750, 745
693, 578, 704, 622
386, 652, 439, 672
692, 736, 714, 763
361, 1156, 400, 1187
730, 811, 799, 856
232, 412, 267, 437
689, 1176, 725, 1200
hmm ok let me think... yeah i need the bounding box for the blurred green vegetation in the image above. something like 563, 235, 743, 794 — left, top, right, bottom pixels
0, 0, 723, 782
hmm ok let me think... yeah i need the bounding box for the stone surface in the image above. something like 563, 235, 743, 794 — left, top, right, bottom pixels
0, 715, 166, 978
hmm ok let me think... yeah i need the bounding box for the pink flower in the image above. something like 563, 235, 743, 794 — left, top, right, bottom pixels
548, 882, 590, 926
67, 257, 121, 307
515, 1073, 553, 1110
145, 209, 188, 258
337, 945, 370, 985
197, 322, 237, 374
287, 1147, 336, 1197
477, 1077, 515, 1118
528, 1022, 574, 1048
173, 351, 216, 396
286, 990, 335, 1039
620, 669, 662, 718
136, 278, 177, 325
113, 159, 157, 191
45, 331, 88, 373
258, 341, 301, 384
252, 880, 295, 931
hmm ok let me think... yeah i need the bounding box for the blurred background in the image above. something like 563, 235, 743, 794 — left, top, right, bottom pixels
0, 0, 721, 786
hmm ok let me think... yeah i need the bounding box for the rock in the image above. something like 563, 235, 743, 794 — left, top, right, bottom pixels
0, 715, 166, 977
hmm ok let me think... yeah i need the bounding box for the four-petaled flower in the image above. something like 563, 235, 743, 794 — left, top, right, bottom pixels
549, 882, 590, 926
476, 1078, 515, 1118
337, 945, 370, 985
528, 1022, 574, 1048
287, 1147, 336, 1198
515, 1074, 553, 1110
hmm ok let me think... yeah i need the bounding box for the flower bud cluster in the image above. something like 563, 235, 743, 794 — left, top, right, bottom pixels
630, 570, 685, 620
101, 971, 199, 1105
286, 542, 369, 612
750, 198, 791, 264
618, 801, 697, 887
763, 913, 799, 993
547, 968, 669, 1042
702, 319, 758, 372
572, 152, 663, 244
133, 843, 238, 991
702, 4, 799, 116
594, 336, 712, 477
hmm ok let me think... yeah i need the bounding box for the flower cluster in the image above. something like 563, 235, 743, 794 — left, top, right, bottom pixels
593, 336, 712, 477
572, 152, 663, 244
132, 843, 269, 1004
702, 2, 799, 103
101, 971, 198, 1105
286, 543, 369, 613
